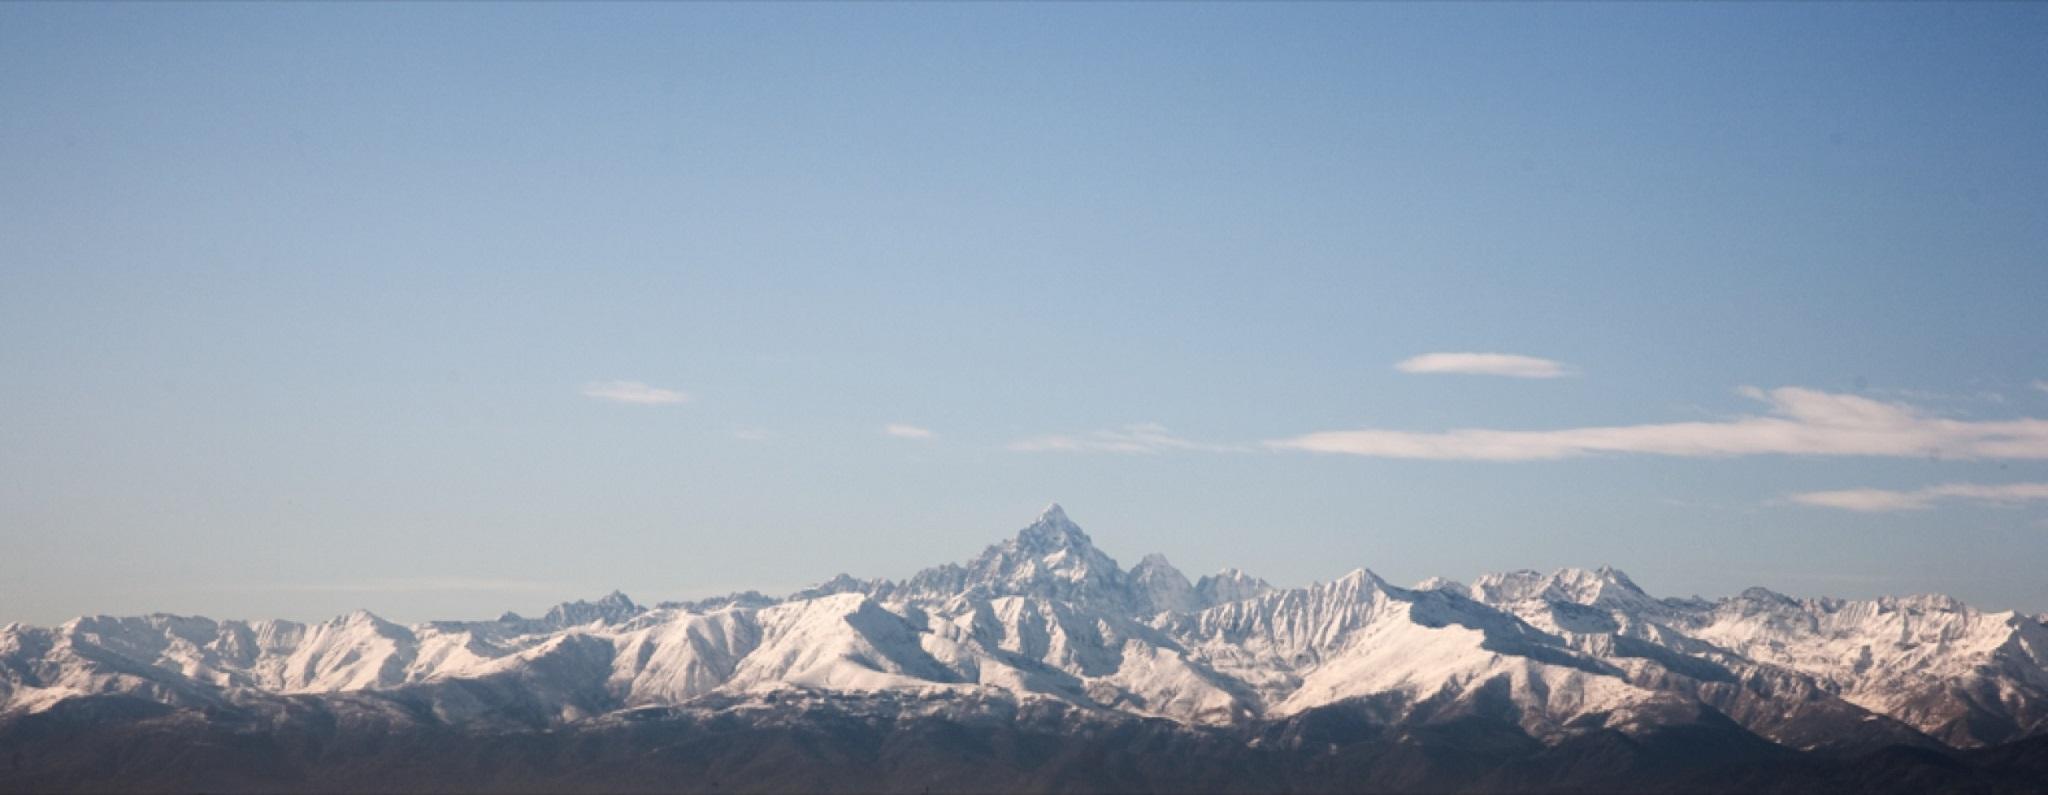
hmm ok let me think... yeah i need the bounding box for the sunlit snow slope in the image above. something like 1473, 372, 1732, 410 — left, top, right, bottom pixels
4, 505, 2044, 749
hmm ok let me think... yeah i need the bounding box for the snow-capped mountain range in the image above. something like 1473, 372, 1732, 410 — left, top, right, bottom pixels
5, 504, 2046, 759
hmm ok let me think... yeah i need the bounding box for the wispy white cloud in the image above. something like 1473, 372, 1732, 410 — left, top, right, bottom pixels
1787, 482, 2048, 513
1783, 489, 1936, 513
733, 427, 774, 442
884, 423, 935, 440
1866, 386, 2008, 407
2034, 379, 2048, 395
581, 380, 689, 405
1269, 386, 2048, 461
1395, 352, 1574, 379
1009, 423, 1244, 454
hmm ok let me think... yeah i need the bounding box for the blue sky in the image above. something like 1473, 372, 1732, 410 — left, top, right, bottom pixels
4, 3, 2047, 624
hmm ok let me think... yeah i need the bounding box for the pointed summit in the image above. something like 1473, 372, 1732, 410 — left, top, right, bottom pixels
1413, 576, 1467, 593
1593, 565, 1647, 594
338, 608, 394, 628
1129, 553, 1200, 613
889, 503, 1138, 609
1017, 502, 1092, 551
1333, 567, 1390, 593
1549, 566, 1657, 610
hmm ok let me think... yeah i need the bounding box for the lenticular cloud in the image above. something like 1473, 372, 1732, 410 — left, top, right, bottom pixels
1269, 386, 2048, 461
1394, 352, 1574, 378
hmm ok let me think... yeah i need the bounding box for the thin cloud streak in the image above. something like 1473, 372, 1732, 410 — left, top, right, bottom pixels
1785, 489, 1934, 513
1009, 423, 1245, 454
1788, 482, 2048, 513
581, 380, 689, 405
1270, 386, 2048, 461
884, 423, 935, 440
1395, 352, 1574, 379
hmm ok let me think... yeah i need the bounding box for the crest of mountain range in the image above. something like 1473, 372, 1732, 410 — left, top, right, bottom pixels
5, 505, 2048, 793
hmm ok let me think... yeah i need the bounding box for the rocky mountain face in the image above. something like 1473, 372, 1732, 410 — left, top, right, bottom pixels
4, 505, 2046, 793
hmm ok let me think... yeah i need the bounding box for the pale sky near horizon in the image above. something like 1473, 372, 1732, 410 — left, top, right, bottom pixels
4, 3, 2048, 625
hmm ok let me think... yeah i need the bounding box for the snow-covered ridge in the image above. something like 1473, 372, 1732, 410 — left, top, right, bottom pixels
2, 504, 2043, 749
